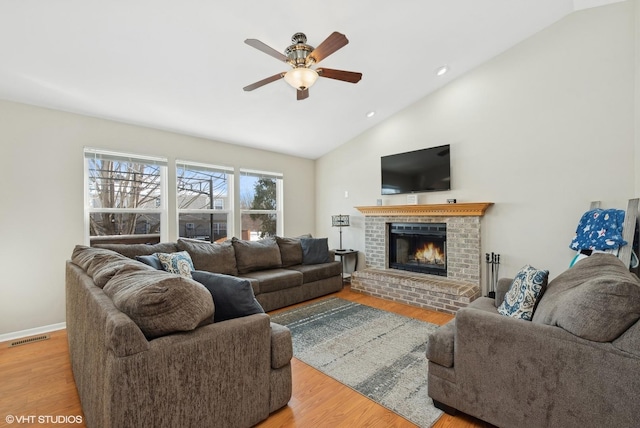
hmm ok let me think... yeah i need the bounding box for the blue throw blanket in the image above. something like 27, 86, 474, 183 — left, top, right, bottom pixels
569, 209, 627, 251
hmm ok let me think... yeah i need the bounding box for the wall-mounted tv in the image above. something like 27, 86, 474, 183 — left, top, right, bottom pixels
381, 144, 451, 195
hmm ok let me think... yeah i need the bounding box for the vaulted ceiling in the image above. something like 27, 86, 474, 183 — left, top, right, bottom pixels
0, 0, 624, 159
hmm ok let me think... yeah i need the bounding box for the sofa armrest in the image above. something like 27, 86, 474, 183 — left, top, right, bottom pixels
270, 322, 293, 369
426, 320, 455, 368
104, 313, 273, 428
451, 306, 639, 428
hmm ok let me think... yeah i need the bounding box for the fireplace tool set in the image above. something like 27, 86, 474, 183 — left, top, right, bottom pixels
485, 252, 500, 298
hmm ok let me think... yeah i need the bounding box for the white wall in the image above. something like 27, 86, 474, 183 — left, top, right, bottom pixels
316, 1, 637, 291
0, 101, 316, 336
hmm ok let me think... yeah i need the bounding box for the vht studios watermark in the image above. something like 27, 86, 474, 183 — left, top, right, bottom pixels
5, 415, 83, 424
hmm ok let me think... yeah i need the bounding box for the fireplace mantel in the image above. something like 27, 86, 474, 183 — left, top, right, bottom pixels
355, 202, 493, 217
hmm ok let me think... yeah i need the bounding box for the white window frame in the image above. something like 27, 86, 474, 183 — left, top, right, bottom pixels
239, 168, 284, 239
176, 160, 235, 241
83, 148, 168, 245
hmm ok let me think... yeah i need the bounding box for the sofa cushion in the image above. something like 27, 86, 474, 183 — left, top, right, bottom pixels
276, 236, 304, 267
88, 252, 153, 288
71, 245, 122, 271
103, 267, 214, 339
155, 251, 195, 278
240, 269, 303, 294
300, 238, 332, 264
191, 270, 265, 323
497, 265, 548, 321
177, 238, 238, 276
532, 254, 640, 342
72, 245, 151, 287
612, 319, 640, 356
286, 262, 342, 284
232, 237, 282, 274
93, 242, 179, 259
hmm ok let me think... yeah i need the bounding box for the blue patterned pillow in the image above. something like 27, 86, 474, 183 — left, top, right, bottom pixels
569, 209, 627, 251
498, 265, 549, 321
155, 251, 195, 278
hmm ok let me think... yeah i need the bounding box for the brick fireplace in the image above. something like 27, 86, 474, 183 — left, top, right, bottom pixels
352, 203, 492, 314
389, 222, 447, 276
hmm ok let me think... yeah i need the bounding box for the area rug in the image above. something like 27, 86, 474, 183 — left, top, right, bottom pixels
270, 297, 443, 427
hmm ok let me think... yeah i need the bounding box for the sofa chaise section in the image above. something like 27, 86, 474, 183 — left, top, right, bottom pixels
66, 246, 292, 428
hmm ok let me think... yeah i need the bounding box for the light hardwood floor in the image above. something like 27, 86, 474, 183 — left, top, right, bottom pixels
0, 286, 490, 428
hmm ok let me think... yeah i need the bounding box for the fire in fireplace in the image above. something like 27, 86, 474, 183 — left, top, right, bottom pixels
389, 222, 447, 276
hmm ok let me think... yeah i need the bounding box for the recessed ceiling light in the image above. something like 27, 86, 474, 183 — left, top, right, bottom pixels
366, 111, 376, 118
436, 66, 449, 76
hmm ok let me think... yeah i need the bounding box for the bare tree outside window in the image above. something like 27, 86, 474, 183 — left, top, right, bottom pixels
87, 157, 163, 239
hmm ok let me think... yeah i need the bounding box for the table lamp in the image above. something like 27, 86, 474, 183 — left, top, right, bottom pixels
331, 214, 350, 250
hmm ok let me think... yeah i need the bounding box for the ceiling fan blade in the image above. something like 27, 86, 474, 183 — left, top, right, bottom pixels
297, 88, 309, 101
245, 39, 287, 62
243, 72, 285, 91
307, 31, 348, 65
317, 68, 362, 84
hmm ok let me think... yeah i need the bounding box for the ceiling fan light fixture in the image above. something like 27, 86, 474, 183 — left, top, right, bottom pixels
436, 65, 449, 76
284, 67, 319, 90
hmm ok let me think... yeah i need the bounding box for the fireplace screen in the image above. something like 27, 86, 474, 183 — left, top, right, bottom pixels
389, 223, 447, 276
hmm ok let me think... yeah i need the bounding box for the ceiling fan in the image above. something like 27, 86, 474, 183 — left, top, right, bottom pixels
243, 31, 363, 101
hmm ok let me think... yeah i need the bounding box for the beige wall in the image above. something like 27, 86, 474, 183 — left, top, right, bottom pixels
0, 101, 315, 336
316, 1, 637, 292
1, 1, 636, 337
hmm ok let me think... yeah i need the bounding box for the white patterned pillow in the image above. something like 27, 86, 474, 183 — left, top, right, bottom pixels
498, 265, 549, 321
155, 251, 195, 278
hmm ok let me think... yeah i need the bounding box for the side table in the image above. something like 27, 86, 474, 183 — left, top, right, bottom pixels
333, 249, 358, 285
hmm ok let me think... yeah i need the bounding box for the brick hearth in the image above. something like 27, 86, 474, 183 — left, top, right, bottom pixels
352, 268, 481, 314
352, 203, 492, 314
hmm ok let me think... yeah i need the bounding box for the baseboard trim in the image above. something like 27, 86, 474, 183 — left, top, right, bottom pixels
0, 323, 66, 344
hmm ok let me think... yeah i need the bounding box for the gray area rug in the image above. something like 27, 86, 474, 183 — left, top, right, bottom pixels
270, 297, 443, 427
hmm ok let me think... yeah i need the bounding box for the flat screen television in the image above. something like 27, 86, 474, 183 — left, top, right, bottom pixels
381, 144, 451, 195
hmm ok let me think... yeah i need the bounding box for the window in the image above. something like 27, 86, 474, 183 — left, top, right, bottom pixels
85, 148, 168, 244
177, 161, 234, 242
240, 169, 283, 240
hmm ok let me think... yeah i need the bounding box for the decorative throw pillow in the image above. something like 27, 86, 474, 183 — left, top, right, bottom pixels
300, 238, 332, 265
191, 270, 265, 322
155, 251, 195, 278
135, 254, 163, 270
498, 265, 549, 321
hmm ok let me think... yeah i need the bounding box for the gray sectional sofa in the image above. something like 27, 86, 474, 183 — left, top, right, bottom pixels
95, 236, 343, 312
66, 236, 342, 428
426, 253, 640, 428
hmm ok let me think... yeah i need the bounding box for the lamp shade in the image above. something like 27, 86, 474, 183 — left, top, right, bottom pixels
332, 215, 350, 227
284, 67, 319, 90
